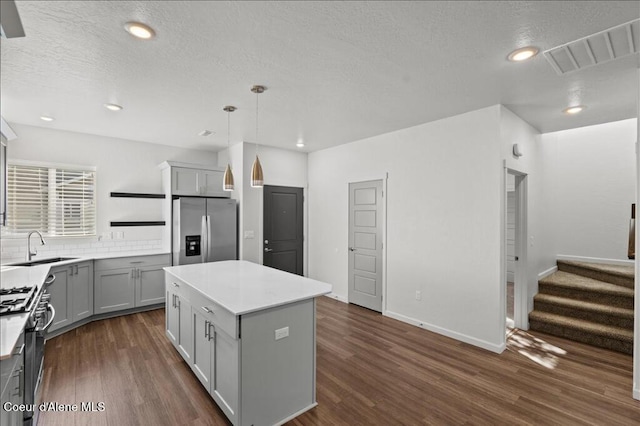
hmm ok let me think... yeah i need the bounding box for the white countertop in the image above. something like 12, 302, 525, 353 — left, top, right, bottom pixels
0, 265, 50, 360
0, 250, 169, 360
164, 261, 332, 315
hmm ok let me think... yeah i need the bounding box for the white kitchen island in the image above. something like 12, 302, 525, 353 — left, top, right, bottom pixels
163, 260, 332, 426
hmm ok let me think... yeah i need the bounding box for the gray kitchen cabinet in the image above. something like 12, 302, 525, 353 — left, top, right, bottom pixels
94, 267, 134, 314
136, 264, 166, 306
49, 261, 94, 332
166, 279, 192, 362
160, 162, 229, 199
95, 254, 170, 314
0, 331, 24, 426
171, 167, 225, 197
48, 265, 71, 331
191, 307, 239, 422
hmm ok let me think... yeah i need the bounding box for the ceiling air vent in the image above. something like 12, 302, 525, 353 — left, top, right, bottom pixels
543, 19, 639, 75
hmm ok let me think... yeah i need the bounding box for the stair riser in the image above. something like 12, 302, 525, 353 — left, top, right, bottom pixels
557, 263, 634, 289
529, 320, 632, 355
533, 301, 633, 330
539, 283, 633, 310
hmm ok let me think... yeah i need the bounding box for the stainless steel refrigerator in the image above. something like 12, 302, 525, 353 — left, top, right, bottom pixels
172, 197, 237, 265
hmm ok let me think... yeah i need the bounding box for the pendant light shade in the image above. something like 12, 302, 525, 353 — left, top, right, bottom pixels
251, 85, 266, 188
251, 155, 264, 187
223, 163, 234, 191
222, 105, 236, 191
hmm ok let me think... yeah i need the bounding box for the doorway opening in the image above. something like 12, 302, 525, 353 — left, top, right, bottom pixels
505, 170, 528, 332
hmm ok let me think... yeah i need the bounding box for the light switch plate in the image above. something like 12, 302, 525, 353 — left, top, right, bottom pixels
275, 326, 289, 340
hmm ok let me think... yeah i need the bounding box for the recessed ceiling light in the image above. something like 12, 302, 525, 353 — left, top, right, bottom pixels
198, 130, 214, 137
104, 103, 123, 111
124, 22, 155, 39
507, 46, 539, 62
40, 116, 54, 122
296, 140, 305, 148
563, 105, 586, 115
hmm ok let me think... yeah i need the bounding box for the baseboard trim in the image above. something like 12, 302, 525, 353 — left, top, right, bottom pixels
538, 266, 558, 280
557, 255, 634, 266
274, 402, 318, 426
46, 304, 164, 340
324, 293, 348, 303
634, 387, 640, 401
384, 310, 505, 354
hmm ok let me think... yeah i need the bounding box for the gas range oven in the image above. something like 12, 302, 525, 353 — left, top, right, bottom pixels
0, 274, 56, 426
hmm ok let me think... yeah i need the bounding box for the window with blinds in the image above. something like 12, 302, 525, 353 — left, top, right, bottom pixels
7, 164, 96, 236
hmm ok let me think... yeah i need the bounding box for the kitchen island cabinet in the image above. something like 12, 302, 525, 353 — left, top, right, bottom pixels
164, 260, 331, 426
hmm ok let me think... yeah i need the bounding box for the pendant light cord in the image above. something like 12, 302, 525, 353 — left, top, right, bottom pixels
255, 90, 259, 155
227, 109, 231, 149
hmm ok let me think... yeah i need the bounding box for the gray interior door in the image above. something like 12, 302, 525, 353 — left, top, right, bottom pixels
263, 185, 303, 275
348, 180, 383, 312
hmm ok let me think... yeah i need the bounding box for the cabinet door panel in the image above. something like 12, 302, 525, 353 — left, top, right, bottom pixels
136, 266, 166, 306
94, 268, 134, 314
172, 168, 199, 195
212, 329, 239, 418
73, 262, 93, 321
192, 310, 212, 391
48, 266, 71, 332
177, 295, 192, 362
166, 290, 179, 346
200, 170, 225, 197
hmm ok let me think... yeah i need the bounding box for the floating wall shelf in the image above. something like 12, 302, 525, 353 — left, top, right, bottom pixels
110, 221, 165, 227
110, 192, 165, 199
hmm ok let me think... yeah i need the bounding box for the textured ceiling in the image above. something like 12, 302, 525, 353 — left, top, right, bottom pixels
1, 1, 638, 152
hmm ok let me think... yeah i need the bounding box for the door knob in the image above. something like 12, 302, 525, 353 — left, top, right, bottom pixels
264, 248, 273, 252
264, 239, 269, 244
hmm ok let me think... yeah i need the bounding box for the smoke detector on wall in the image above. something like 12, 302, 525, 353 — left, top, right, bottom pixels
543, 19, 639, 75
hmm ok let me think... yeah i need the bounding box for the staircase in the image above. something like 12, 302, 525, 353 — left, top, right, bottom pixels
529, 260, 634, 355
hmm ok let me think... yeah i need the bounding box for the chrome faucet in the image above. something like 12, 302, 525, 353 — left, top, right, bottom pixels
27, 230, 46, 261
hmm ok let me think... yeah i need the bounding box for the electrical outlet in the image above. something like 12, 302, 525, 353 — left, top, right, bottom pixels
275, 326, 289, 340
415, 291, 421, 301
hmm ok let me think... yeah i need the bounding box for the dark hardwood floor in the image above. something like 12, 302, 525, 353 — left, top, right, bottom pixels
39, 297, 638, 426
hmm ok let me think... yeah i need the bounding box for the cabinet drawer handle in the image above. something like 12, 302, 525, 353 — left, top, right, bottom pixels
201, 306, 214, 314
130, 261, 144, 264
173, 282, 179, 287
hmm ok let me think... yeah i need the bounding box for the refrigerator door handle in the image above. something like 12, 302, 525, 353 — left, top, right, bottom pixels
201, 215, 208, 263
206, 215, 212, 262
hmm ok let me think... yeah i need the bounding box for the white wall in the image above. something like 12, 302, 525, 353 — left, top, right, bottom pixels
499, 106, 549, 316
2, 123, 217, 262
540, 119, 637, 261
309, 105, 505, 352
219, 143, 308, 272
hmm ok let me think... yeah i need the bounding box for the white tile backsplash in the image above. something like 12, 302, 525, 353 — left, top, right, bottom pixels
0, 238, 164, 264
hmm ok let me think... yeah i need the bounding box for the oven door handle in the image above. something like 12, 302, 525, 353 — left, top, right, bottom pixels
38, 304, 56, 332
44, 274, 56, 287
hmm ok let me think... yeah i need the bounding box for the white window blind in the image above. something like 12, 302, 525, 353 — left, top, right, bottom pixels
7, 164, 96, 236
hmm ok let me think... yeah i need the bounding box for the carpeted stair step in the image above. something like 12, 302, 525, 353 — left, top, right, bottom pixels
529, 311, 633, 355
557, 260, 634, 289
533, 293, 633, 330
539, 271, 634, 310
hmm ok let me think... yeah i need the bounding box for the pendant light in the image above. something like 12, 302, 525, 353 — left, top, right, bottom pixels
250, 85, 265, 188
222, 105, 236, 191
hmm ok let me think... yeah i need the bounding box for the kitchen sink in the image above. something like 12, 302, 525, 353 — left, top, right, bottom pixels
10, 257, 78, 267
